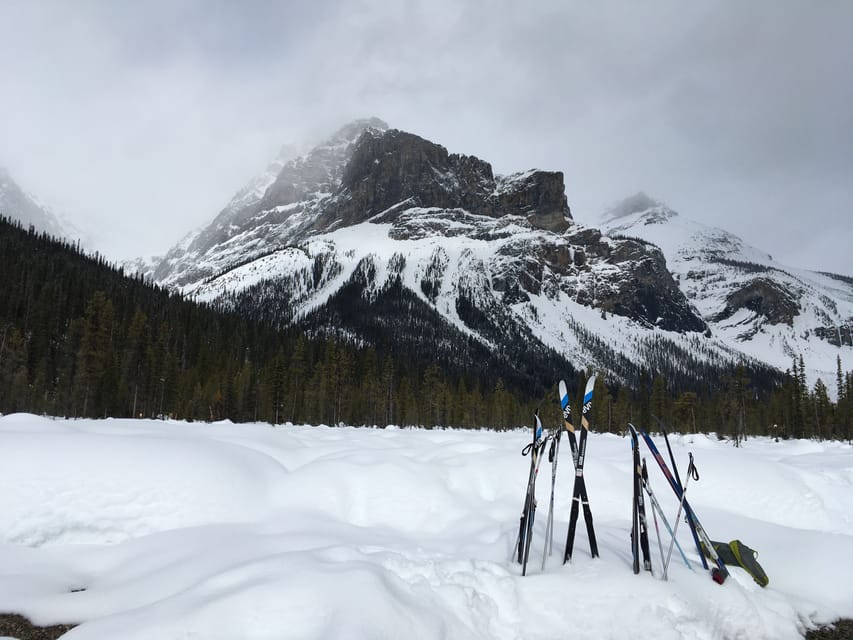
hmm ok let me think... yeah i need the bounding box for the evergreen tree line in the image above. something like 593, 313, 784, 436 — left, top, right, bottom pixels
1, 215, 851, 439
534, 359, 853, 444
0, 217, 538, 426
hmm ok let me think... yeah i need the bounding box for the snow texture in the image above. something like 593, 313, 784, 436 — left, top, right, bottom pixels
1, 414, 851, 639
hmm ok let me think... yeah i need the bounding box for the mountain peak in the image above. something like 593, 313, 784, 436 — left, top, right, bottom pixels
322, 126, 571, 231
323, 117, 389, 147
602, 192, 670, 223
154, 118, 572, 286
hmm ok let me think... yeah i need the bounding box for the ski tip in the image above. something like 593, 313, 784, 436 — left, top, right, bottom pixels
558, 380, 569, 407
583, 375, 596, 403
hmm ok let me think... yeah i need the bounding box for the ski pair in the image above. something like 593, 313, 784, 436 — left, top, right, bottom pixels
628, 424, 652, 574
557, 375, 599, 563
515, 410, 549, 575
635, 424, 728, 584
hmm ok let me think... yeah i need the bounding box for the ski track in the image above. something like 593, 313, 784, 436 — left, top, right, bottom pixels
0, 415, 851, 639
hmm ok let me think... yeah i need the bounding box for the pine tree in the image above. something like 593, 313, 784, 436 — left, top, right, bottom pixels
381, 354, 395, 426
733, 365, 751, 445
812, 379, 831, 440
491, 378, 509, 429
837, 355, 845, 403
122, 309, 149, 418
591, 376, 611, 432
0, 326, 28, 412
650, 375, 669, 425
797, 354, 809, 437
674, 391, 698, 433
288, 335, 307, 422
612, 388, 631, 434
74, 291, 115, 417
423, 364, 444, 427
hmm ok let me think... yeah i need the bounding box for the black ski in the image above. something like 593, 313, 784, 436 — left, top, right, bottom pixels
516, 411, 547, 575
562, 375, 599, 563
628, 424, 652, 573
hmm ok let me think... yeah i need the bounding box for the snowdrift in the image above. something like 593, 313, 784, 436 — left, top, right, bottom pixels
0, 414, 851, 639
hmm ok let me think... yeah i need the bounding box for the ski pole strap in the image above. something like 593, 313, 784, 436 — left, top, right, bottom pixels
688, 452, 699, 481
523, 436, 549, 456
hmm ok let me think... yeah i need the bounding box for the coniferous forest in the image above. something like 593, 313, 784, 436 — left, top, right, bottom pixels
1, 216, 852, 440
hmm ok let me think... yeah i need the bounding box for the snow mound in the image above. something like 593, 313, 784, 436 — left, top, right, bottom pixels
0, 415, 851, 639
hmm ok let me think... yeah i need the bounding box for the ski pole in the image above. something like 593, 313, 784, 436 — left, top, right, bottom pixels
542, 430, 561, 570
643, 459, 667, 578
644, 481, 692, 570
664, 452, 697, 579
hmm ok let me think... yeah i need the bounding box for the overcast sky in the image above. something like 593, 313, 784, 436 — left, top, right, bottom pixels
1, 0, 851, 273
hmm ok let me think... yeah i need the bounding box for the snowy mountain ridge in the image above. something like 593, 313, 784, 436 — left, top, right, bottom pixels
152, 118, 389, 288
0, 166, 82, 242
147, 121, 852, 392
599, 194, 853, 390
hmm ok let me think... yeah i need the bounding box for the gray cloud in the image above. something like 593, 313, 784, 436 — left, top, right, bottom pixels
1, 0, 851, 273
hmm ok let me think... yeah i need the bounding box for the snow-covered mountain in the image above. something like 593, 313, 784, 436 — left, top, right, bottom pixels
152, 120, 744, 389
0, 166, 77, 240
149, 120, 850, 390
599, 193, 853, 388
152, 121, 382, 288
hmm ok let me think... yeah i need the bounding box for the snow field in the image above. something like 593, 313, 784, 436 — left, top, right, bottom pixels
0, 414, 852, 639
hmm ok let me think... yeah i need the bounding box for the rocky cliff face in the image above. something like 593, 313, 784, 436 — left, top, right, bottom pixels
317, 128, 571, 233
153, 121, 579, 289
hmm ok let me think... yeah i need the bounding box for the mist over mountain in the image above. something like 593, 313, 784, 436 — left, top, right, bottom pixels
0, 166, 79, 242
